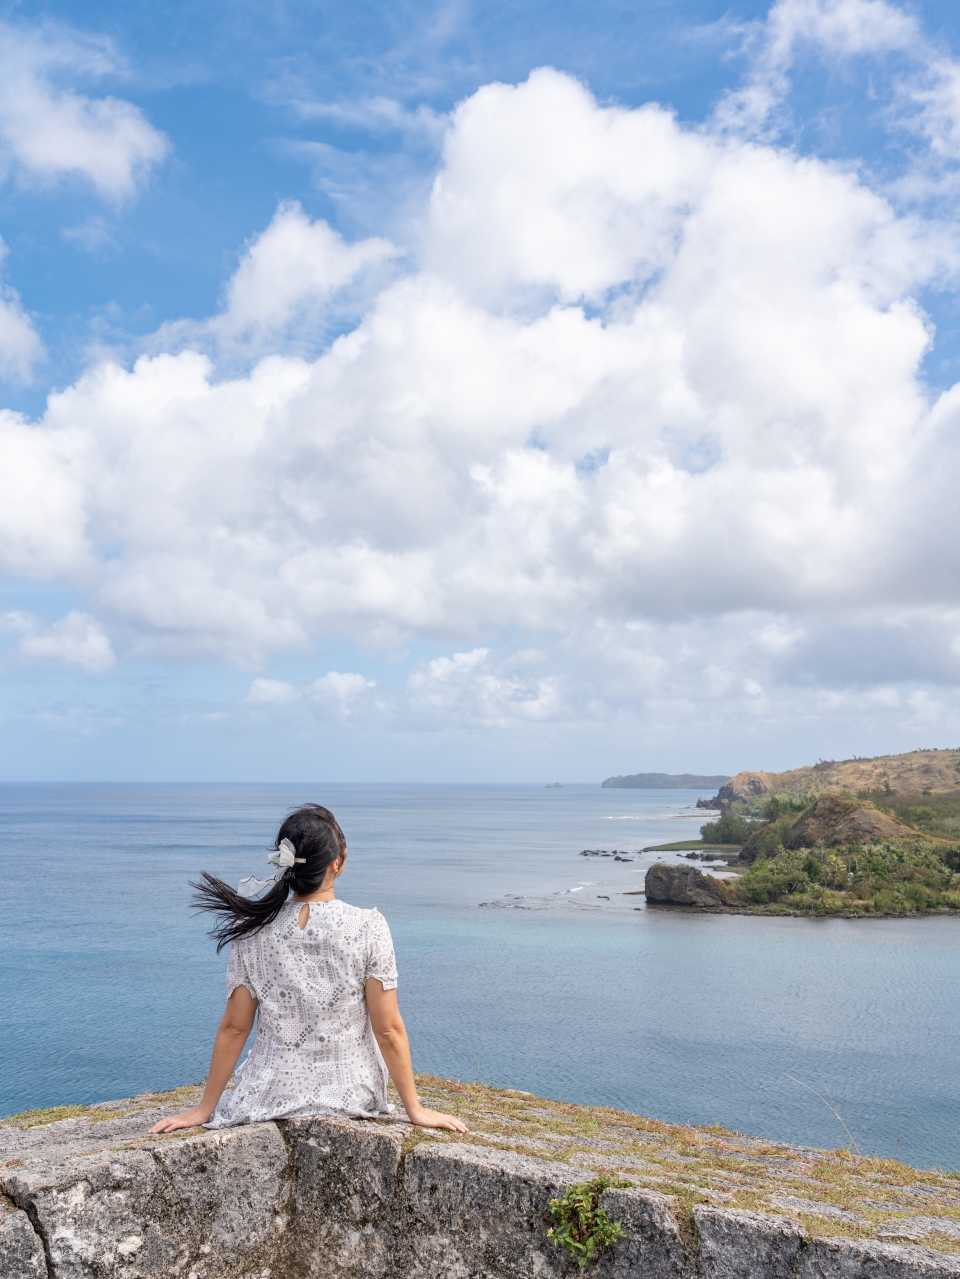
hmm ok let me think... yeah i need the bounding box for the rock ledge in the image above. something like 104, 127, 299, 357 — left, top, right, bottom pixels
3, 1081, 959, 1278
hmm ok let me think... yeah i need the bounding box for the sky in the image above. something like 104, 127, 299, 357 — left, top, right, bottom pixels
2, 0, 960, 782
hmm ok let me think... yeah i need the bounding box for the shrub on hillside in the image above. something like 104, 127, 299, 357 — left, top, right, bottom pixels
735, 847, 811, 902
732, 840, 960, 914
739, 815, 798, 861
856, 788, 960, 841
729, 793, 809, 819
700, 814, 764, 844
760, 795, 809, 822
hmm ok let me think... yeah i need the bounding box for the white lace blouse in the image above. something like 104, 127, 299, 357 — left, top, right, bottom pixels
206, 898, 398, 1127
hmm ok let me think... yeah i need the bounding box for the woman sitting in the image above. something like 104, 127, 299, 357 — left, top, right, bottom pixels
150, 803, 466, 1134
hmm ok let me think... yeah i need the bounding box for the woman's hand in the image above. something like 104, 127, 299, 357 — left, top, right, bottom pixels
365, 981, 468, 1133
147, 987, 257, 1136
148, 1106, 213, 1134
404, 1104, 468, 1133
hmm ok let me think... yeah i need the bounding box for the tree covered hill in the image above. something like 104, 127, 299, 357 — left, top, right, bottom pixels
602, 772, 730, 789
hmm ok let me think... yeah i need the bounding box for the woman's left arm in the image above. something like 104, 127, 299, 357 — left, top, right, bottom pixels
148, 985, 259, 1134
365, 979, 467, 1132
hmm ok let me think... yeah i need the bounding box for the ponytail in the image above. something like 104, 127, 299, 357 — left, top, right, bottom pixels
191, 803, 346, 951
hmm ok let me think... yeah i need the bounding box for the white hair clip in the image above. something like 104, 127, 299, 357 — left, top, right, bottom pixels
237, 838, 306, 897
268, 838, 306, 870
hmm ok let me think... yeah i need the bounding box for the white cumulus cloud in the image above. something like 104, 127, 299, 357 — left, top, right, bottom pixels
716, 0, 960, 181
214, 202, 397, 347
16, 610, 115, 672
0, 20, 168, 200
408, 649, 563, 725
426, 67, 708, 305
151, 202, 398, 363
308, 671, 376, 712
3, 6, 960, 748
0, 239, 44, 382
245, 677, 297, 704
243, 671, 376, 718
0, 405, 88, 574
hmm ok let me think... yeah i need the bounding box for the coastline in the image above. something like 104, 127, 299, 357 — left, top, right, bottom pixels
645, 901, 960, 919
6, 783, 957, 1173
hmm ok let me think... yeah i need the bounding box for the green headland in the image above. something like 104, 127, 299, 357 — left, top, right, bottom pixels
641, 748, 960, 916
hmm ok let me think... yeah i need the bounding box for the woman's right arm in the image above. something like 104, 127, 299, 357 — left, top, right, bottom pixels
365, 980, 467, 1132
148, 985, 258, 1133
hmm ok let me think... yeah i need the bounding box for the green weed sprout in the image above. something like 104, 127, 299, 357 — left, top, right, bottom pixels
546, 1175, 630, 1269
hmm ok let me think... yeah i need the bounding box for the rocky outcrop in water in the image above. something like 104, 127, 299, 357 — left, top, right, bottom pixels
644, 863, 731, 907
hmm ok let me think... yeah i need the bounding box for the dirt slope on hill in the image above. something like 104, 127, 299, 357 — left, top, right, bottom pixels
712, 749, 960, 810
783, 795, 924, 849
738, 795, 928, 860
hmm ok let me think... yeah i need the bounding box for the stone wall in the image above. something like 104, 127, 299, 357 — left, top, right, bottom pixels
3, 1095, 960, 1279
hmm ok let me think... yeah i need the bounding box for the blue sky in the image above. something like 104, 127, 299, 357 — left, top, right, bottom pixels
2, 0, 960, 781
3, 0, 765, 407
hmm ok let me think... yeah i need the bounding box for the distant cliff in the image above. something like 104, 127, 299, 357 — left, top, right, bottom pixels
702, 749, 960, 813
602, 772, 730, 789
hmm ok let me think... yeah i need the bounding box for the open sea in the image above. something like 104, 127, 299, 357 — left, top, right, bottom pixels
1, 782, 958, 1170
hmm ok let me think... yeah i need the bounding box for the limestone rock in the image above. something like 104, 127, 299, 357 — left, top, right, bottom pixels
5, 1090, 960, 1279
596, 1186, 688, 1279
2, 1122, 287, 1278
705, 771, 780, 813
403, 1140, 594, 1278
695, 1206, 805, 1279
0, 1196, 47, 1278
644, 863, 731, 907
800, 1236, 960, 1278
151, 1124, 289, 1266
5, 1145, 171, 1278
694, 1207, 960, 1279
883, 1220, 960, 1243
281, 1114, 405, 1278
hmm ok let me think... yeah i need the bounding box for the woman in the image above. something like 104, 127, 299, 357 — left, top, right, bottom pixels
149, 803, 466, 1134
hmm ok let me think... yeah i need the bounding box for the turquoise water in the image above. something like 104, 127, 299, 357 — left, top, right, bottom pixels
1, 783, 958, 1169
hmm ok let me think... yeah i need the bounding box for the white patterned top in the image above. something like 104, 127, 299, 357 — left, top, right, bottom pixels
206, 898, 398, 1127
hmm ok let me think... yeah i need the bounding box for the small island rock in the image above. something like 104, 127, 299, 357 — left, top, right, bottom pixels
644, 863, 731, 907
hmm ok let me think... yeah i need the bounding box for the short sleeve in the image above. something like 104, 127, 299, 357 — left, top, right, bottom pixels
364, 909, 398, 990
226, 938, 258, 1000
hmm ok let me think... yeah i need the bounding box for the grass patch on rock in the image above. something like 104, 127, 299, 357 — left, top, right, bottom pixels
399, 1076, 960, 1254
7, 1104, 92, 1128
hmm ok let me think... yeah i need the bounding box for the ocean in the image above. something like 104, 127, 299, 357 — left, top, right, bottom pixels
1, 782, 958, 1170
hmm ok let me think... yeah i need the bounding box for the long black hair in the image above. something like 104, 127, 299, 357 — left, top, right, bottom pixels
191, 803, 347, 951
